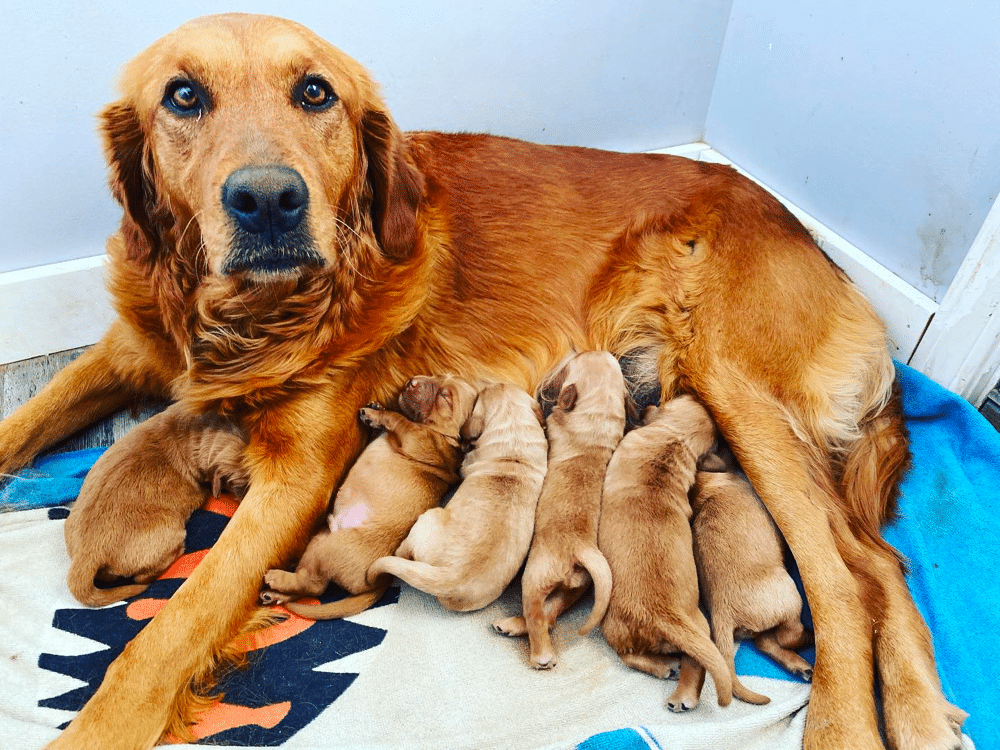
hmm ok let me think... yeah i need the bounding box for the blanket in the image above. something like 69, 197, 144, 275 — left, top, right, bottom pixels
0, 363, 988, 749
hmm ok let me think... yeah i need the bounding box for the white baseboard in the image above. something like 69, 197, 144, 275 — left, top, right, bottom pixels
1, 143, 936, 368
0, 255, 115, 365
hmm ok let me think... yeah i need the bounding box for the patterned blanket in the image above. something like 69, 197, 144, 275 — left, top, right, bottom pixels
0, 364, 987, 749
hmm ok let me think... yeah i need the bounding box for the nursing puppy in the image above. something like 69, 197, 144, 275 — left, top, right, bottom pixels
599, 395, 732, 711
493, 351, 623, 669
691, 447, 814, 704
260, 375, 477, 618
368, 383, 547, 611
65, 404, 247, 607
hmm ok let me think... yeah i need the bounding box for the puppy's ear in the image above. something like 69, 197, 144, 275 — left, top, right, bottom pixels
459, 403, 485, 450
100, 101, 162, 262
697, 451, 729, 473
361, 108, 425, 259
531, 400, 545, 427
557, 383, 578, 412
536, 362, 570, 416
624, 390, 640, 427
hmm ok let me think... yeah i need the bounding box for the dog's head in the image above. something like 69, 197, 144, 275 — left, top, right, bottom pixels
398, 375, 479, 438
101, 13, 423, 283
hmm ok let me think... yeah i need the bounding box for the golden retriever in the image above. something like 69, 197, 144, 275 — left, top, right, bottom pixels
260, 375, 477, 618
65, 403, 247, 607
367, 382, 547, 612
0, 13, 963, 749
492, 351, 622, 669
691, 447, 814, 705
598, 396, 730, 711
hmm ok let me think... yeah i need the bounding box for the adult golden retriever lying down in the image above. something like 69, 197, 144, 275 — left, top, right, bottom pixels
0, 13, 965, 750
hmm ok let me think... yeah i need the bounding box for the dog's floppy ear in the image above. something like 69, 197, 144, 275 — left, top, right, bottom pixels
100, 101, 161, 261
361, 108, 425, 259
557, 383, 578, 413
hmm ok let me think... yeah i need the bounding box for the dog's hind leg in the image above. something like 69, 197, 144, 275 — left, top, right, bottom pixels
697, 373, 883, 750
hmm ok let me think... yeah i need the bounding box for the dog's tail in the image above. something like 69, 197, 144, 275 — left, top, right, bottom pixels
67, 560, 151, 608
669, 619, 734, 707
283, 582, 389, 621
838, 377, 911, 561
710, 613, 770, 705
576, 545, 613, 636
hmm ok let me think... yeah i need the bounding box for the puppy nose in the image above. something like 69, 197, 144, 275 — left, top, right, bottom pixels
221, 165, 308, 241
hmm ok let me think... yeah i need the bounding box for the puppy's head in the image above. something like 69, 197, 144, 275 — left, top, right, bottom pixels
101, 13, 423, 283
538, 350, 624, 418
399, 375, 479, 437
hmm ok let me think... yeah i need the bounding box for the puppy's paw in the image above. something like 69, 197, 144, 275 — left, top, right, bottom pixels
666, 698, 696, 713
492, 616, 528, 637
795, 666, 813, 682
358, 406, 384, 428
260, 589, 290, 606
532, 653, 557, 670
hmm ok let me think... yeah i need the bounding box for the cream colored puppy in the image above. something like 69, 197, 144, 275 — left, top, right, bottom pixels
368, 383, 547, 611
599, 395, 733, 712
493, 351, 626, 669
260, 374, 478, 619
691, 447, 814, 703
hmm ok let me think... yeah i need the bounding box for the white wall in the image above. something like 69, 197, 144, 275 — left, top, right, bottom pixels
705, 0, 1000, 303
0, 0, 733, 274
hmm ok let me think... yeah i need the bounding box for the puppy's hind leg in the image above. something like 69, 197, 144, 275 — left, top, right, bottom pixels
620, 652, 681, 680
666, 655, 706, 712
753, 630, 813, 682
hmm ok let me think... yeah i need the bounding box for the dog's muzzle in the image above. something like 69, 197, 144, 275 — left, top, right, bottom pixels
220, 164, 325, 275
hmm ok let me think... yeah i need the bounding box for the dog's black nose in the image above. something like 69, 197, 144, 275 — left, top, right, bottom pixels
221, 165, 308, 241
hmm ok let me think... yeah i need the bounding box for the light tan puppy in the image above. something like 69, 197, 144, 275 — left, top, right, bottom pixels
65, 404, 248, 607
599, 395, 732, 712
367, 383, 548, 611
260, 374, 477, 619
691, 447, 814, 704
493, 351, 624, 669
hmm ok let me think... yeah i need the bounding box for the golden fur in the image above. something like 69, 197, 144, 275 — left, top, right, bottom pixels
259, 375, 477, 619
368, 382, 548, 611
0, 13, 963, 749
64, 403, 247, 607
599, 396, 730, 711
492, 351, 620, 669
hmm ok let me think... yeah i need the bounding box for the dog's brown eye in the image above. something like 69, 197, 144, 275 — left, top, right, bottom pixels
163, 79, 205, 116
297, 77, 336, 111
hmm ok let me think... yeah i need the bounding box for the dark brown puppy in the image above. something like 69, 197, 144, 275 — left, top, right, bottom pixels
0, 14, 960, 749
599, 395, 730, 711
260, 375, 477, 618
692, 448, 814, 705
493, 351, 623, 669
65, 403, 247, 607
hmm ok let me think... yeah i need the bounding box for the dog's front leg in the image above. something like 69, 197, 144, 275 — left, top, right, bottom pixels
0, 319, 179, 474
45, 378, 369, 750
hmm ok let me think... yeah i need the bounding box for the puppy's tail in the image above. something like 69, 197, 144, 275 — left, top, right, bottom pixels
711, 613, 770, 705
671, 620, 734, 707
284, 582, 389, 621
67, 560, 151, 608
576, 545, 613, 636
367, 556, 457, 600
